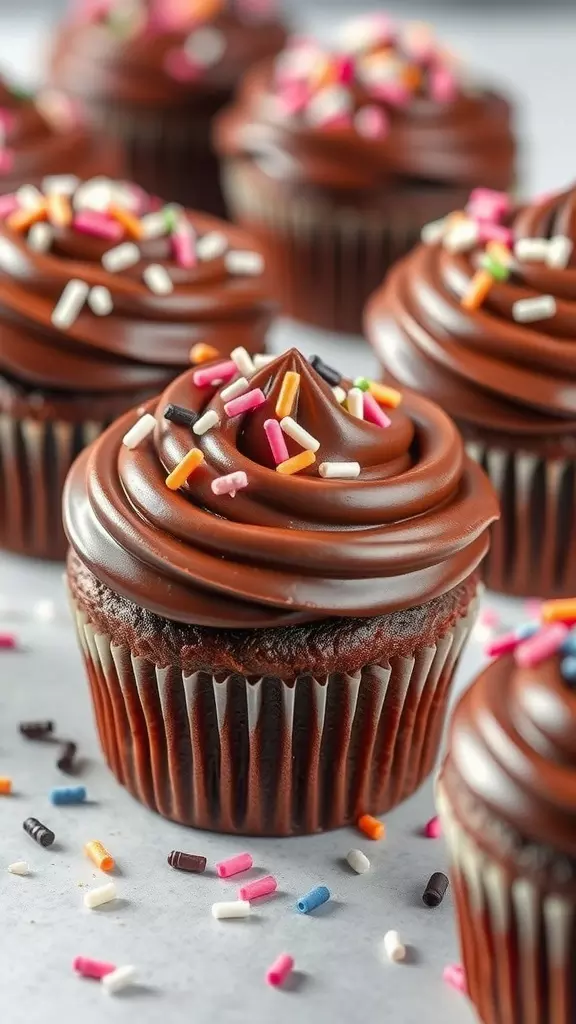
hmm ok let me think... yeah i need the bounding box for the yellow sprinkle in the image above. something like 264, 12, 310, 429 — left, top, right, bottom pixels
275, 371, 300, 419
109, 204, 143, 240
486, 240, 513, 266
368, 382, 402, 408
461, 269, 493, 311
190, 343, 220, 364
0, 777, 12, 795
165, 448, 204, 490
276, 450, 316, 475
85, 840, 114, 872
46, 193, 72, 228
7, 204, 47, 233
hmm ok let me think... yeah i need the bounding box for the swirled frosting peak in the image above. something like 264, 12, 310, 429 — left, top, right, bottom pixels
64, 347, 498, 627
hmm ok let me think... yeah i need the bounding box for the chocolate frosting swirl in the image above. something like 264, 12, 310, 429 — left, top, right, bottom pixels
64, 348, 497, 627
443, 651, 576, 859
368, 185, 576, 441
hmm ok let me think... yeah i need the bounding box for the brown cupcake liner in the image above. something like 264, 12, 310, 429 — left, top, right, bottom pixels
0, 411, 105, 560
465, 439, 576, 599
438, 785, 576, 1024
221, 160, 471, 334
69, 588, 478, 836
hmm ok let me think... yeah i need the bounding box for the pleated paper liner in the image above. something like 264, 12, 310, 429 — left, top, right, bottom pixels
438, 785, 576, 1024
221, 160, 471, 335
69, 587, 478, 836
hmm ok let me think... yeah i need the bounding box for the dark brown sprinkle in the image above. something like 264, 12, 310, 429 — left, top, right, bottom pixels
163, 404, 199, 429
56, 741, 78, 774
19, 721, 54, 740
168, 851, 207, 873
23, 817, 55, 848
422, 871, 449, 908
309, 355, 341, 387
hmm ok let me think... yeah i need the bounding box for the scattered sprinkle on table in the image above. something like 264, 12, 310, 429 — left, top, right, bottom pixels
23, 817, 55, 848
73, 956, 116, 980
297, 885, 330, 914
443, 963, 467, 994
84, 882, 117, 910
346, 849, 370, 874
424, 816, 442, 839
19, 720, 53, 739
168, 851, 207, 873
383, 930, 406, 963
102, 965, 137, 994
266, 954, 294, 988
0, 777, 12, 795
216, 852, 253, 878
56, 741, 78, 774
85, 840, 115, 872
357, 814, 385, 840
50, 785, 87, 806
212, 901, 251, 920
8, 861, 30, 876
238, 876, 278, 901
422, 872, 449, 907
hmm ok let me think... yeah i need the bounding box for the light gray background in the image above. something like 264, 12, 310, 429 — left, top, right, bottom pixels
0, 4, 573, 1023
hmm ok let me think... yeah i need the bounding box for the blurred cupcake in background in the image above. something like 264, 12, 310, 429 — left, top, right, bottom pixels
214, 14, 517, 334
48, 0, 287, 218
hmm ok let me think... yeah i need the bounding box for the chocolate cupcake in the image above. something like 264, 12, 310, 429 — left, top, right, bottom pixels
367, 184, 576, 599
214, 15, 516, 334
0, 174, 273, 560
63, 348, 497, 835
49, 0, 287, 217
0, 71, 122, 192
437, 606, 576, 1023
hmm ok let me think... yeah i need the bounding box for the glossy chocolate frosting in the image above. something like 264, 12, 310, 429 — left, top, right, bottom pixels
368, 186, 576, 446
442, 651, 576, 866
64, 348, 497, 627
50, 0, 287, 107
0, 177, 273, 402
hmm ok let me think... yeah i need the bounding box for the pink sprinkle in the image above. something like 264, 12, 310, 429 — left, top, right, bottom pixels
0, 633, 17, 650
424, 816, 442, 839
335, 56, 355, 85
172, 226, 197, 269
0, 193, 18, 219
443, 963, 467, 994
239, 875, 278, 901
363, 391, 391, 428
73, 211, 123, 242
277, 81, 310, 116
524, 599, 542, 618
216, 852, 253, 879
467, 188, 511, 223
355, 105, 390, 140
485, 631, 520, 658
211, 471, 248, 498
514, 623, 569, 669
224, 388, 266, 418
266, 954, 294, 988
0, 149, 14, 174
429, 67, 458, 104
264, 419, 290, 465
193, 361, 237, 388
164, 49, 201, 83
73, 956, 116, 980
478, 222, 513, 246
371, 81, 411, 108
0, 108, 16, 132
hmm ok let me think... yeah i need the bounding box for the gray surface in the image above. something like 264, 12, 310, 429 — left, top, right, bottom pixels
0, 4, 571, 1022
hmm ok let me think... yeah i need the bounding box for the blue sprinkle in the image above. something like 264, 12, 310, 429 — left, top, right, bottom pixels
50, 786, 87, 806
561, 656, 576, 685
514, 622, 539, 641
296, 885, 330, 914
560, 630, 576, 656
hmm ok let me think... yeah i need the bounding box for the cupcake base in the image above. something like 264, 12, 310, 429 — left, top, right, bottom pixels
67, 552, 479, 836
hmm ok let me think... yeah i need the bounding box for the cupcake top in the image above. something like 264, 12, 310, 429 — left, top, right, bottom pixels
64, 347, 497, 628
0, 175, 272, 411
440, 602, 576, 882
0, 73, 120, 192
215, 15, 515, 192
50, 0, 287, 106
368, 185, 576, 448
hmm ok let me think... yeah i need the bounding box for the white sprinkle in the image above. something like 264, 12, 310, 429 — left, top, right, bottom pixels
84, 882, 117, 909
51, 279, 89, 329
225, 250, 264, 277
220, 376, 250, 402
88, 286, 113, 316
212, 901, 251, 920
193, 409, 220, 436
346, 849, 370, 874
73, 176, 113, 212
184, 26, 226, 66
306, 84, 352, 126
102, 241, 140, 273
514, 238, 550, 262
27, 222, 53, 254
383, 930, 406, 963
319, 462, 361, 479
143, 264, 174, 295
140, 211, 168, 240
122, 413, 156, 450
230, 346, 255, 378
547, 235, 573, 269
16, 184, 43, 210
512, 295, 557, 323
102, 966, 137, 995
347, 387, 364, 420
420, 218, 447, 245
443, 218, 479, 253
253, 353, 276, 368
42, 174, 79, 196
280, 416, 320, 453
8, 861, 30, 876
33, 599, 56, 622
332, 385, 347, 404
197, 231, 228, 261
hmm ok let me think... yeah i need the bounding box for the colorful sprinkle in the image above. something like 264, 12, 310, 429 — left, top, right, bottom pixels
50, 786, 86, 806
296, 885, 330, 914
224, 388, 266, 418
45, 193, 73, 228
363, 391, 391, 428
541, 598, 576, 624
368, 381, 402, 408
0, 633, 17, 650
172, 223, 197, 268
461, 269, 493, 311
266, 954, 294, 988
238, 875, 278, 901
109, 202, 143, 240
443, 963, 467, 994
275, 371, 301, 420
561, 655, 576, 684
264, 418, 290, 465
276, 450, 316, 475
357, 814, 385, 840
346, 849, 370, 874
216, 852, 253, 878
73, 957, 116, 980
514, 623, 569, 668
467, 188, 510, 223
193, 361, 237, 388
0, 777, 12, 795
211, 471, 248, 497
190, 342, 219, 364
165, 447, 205, 489
85, 840, 115, 872
485, 631, 520, 658
74, 210, 123, 242
424, 816, 442, 839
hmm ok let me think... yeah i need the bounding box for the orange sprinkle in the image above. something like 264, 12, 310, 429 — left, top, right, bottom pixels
0, 777, 12, 795
357, 814, 385, 840
461, 269, 493, 311
85, 840, 114, 872
276, 450, 316, 476
275, 371, 300, 419
368, 381, 402, 408
310, 55, 336, 89
190, 343, 220, 364
486, 240, 513, 267
109, 203, 143, 240
7, 204, 47, 233
165, 448, 204, 491
402, 64, 422, 92
46, 193, 72, 228
541, 598, 576, 624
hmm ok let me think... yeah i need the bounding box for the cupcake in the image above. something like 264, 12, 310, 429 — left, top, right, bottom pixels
367, 184, 576, 599
0, 174, 273, 560
63, 348, 497, 835
0, 71, 122, 192
49, 0, 287, 217
437, 604, 576, 1023
214, 15, 516, 334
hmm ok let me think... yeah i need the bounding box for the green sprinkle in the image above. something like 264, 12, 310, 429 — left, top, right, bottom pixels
353, 377, 371, 392
480, 253, 510, 282
162, 204, 183, 233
